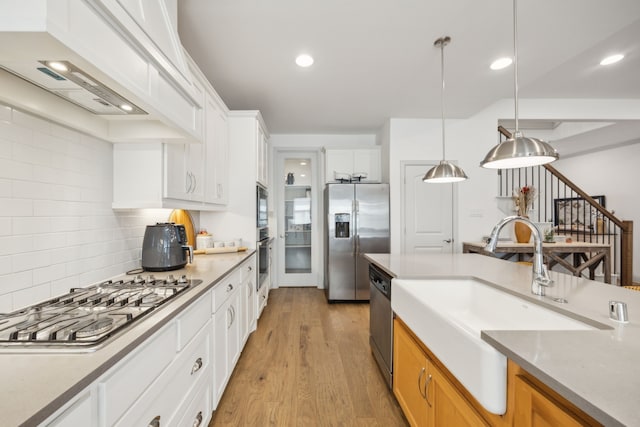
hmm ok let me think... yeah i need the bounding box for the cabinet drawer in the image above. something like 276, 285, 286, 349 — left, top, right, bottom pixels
239, 256, 256, 282
45, 390, 93, 427
212, 269, 241, 312
175, 371, 213, 427
99, 322, 177, 426
113, 320, 212, 427
177, 290, 212, 350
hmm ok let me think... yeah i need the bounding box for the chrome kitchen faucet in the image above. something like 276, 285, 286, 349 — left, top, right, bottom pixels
485, 216, 554, 296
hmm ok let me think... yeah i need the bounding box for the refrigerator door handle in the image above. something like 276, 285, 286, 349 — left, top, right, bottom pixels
356, 234, 360, 255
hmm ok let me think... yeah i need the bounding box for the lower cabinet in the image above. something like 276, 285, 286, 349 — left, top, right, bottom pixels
394, 317, 602, 427
393, 317, 487, 427
40, 256, 258, 427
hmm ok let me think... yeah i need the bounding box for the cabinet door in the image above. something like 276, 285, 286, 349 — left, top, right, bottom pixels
213, 302, 229, 407
256, 122, 268, 187
325, 149, 354, 182
227, 291, 242, 368
393, 318, 428, 427
165, 143, 188, 200
514, 375, 589, 427
204, 93, 229, 205
428, 362, 489, 427
186, 142, 205, 202
353, 148, 381, 182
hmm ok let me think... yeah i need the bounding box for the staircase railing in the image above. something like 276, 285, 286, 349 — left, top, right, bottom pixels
497, 126, 633, 286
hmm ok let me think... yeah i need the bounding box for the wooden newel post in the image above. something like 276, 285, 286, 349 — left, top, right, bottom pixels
620, 220, 633, 286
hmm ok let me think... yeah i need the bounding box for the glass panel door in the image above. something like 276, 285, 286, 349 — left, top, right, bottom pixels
276, 151, 319, 287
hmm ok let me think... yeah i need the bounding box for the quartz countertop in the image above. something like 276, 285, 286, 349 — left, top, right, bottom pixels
365, 253, 640, 427
0, 250, 255, 427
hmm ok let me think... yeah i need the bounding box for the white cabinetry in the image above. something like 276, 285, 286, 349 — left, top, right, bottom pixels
256, 122, 269, 187
44, 390, 94, 427
240, 256, 257, 345
112, 54, 229, 210
324, 148, 381, 183
212, 268, 242, 408
97, 292, 212, 427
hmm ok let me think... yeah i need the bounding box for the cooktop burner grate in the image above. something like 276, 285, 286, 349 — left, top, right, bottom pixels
0, 275, 201, 351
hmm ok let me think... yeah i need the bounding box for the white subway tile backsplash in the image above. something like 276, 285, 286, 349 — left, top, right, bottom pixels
33, 263, 66, 286
0, 218, 10, 236
0, 271, 33, 294
0, 235, 34, 256
0, 293, 12, 313
12, 217, 52, 235
0, 198, 33, 217
12, 282, 51, 310
0, 158, 33, 181
0, 104, 170, 306
0, 256, 10, 275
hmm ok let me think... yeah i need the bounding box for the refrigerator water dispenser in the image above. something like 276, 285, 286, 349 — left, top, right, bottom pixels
335, 213, 351, 238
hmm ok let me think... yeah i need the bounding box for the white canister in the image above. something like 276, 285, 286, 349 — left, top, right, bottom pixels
196, 234, 214, 250
213, 241, 225, 248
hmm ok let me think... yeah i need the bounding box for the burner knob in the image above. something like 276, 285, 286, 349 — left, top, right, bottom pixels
148, 274, 156, 283
166, 275, 177, 284
134, 275, 144, 284
178, 275, 188, 284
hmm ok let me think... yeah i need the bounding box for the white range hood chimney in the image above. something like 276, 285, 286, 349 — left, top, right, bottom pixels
0, 0, 203, 144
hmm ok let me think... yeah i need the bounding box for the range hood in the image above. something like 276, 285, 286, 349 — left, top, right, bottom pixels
0, 0, 203, 143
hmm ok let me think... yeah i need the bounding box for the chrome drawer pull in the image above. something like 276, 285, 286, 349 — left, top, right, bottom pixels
191, 357, 203, 375
149, 415, 161, 427
192, 411, 203, 427
227, 284, 233, 292
425, 374, 433, 407
417, 367, 426, 399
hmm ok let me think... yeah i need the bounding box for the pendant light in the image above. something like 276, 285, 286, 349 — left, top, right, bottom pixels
423, 36, 468, 183
480, 0, 558, 169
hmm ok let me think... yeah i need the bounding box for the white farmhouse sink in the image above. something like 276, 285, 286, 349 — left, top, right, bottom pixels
391, 278, 598, 415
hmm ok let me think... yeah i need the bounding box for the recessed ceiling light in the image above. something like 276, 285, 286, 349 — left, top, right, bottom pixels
490, 57, 513, 70
295, 54, 314, 67
300, 161, 307, 165
600, 54, 624, 66
120, 104, 133, 112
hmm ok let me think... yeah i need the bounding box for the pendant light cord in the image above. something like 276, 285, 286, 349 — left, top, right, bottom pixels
440, 37, 446, 160
513, 0, 519, 134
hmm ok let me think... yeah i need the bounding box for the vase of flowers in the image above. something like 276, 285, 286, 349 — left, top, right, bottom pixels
513, 186, 536, 243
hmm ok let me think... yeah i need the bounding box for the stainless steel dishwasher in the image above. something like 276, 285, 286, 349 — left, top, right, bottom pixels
369, 263, 393, 388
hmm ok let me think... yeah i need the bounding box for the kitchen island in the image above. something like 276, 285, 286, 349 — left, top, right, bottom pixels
0, 250, 255, 427
366, 253, 640, 427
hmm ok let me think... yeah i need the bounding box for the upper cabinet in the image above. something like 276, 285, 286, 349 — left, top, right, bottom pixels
0, 0, 202, 144
112, 53, 229, 210
324, 148, 382, 183
256, 123, 269, 188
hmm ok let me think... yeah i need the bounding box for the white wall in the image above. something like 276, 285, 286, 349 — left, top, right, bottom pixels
0, 104, 170, 312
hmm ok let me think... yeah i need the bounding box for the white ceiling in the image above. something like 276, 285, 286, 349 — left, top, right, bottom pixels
177, 0, 640, 137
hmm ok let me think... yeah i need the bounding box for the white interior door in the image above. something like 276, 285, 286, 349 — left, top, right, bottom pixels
402, 163, 455, 253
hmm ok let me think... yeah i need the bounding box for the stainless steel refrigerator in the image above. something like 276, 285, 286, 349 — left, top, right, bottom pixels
324, 183, 390, 301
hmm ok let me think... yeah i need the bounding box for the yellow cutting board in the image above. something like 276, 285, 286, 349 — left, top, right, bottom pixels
168, 209, 196, 248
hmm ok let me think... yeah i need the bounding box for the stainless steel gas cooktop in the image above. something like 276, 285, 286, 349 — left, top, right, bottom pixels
0, 275, 201, 352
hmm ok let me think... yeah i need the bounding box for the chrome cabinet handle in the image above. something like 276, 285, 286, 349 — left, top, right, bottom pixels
227, 283, 233, 292
424, 374, 433, 407
191, 357, 203, 375
192, 411, 203, 427
443, 238, 453, 243
192, 173, 197, 193
418, 367, 426, 399
227, 307, 232, 329
248, 282, 253, 296
149, 415, 161, 427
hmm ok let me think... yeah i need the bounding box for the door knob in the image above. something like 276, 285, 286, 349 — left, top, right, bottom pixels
443, 239, 453, 243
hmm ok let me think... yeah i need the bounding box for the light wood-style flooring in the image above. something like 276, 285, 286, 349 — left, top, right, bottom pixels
209, 288, 407, 426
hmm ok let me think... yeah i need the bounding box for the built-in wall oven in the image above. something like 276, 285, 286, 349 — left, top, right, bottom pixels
257, 227, 270, 292
257, 184, 270, 292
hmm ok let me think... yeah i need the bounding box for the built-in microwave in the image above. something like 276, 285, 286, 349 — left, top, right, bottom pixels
257, 184, 268, 228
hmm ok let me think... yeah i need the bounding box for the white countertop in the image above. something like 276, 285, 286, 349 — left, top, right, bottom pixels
365, 253, 640, 427
0, 251, 255, 427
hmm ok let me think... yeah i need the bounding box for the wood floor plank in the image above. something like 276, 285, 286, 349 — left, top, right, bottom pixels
209, 288, 407, 426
